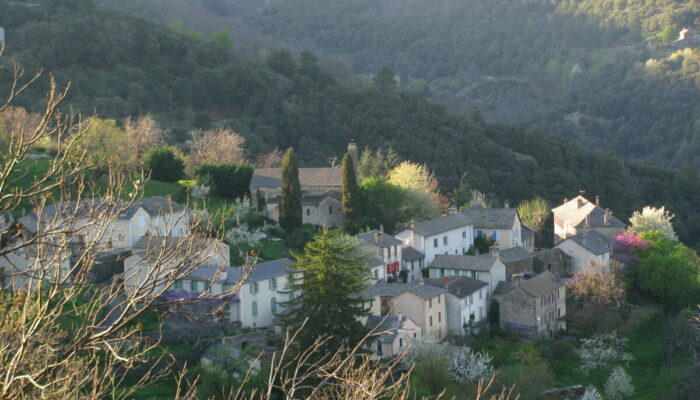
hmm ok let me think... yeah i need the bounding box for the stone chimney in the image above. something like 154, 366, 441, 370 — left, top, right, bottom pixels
577, 197, 584, 209
504, 200, 510, 209
489, 246, 499, 257
379, 224, 384, 233
512, 273, 523, 285
442, 276, 450, 287
397, 311, 403, 321
604, 208, 610, 225
375, 231, 383, 244
584, 215, 590, 227
347, 141, 359, 172
596, 195, 600, 207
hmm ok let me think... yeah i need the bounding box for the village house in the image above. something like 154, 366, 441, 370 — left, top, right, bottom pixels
123, 235, 230, 296
364, 315, 422, 358
401, 246, 425, 281
462, 203, 523, 249
0, 240, 72, 290
15, 196, 191, 249
357, 229, 405, 281
395, 213, 474, 267
249, 143, 360, 228
552, 195, 625, 243
533, 248, 574, 278
498, 246, 535, 279
521, 225, 535, 251
426, 253, 506, 301
424, 276, 489, 336
555, 229, 612, 273
362, 283, 448, 340
494, 271, 566, 339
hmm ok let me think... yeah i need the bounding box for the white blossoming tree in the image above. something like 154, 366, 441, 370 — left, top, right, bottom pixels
448, 346, 494, 383
628, 206, 677, 240
579, 386, 603, 400
577, 332, 633, 374
604, 366, 634, 400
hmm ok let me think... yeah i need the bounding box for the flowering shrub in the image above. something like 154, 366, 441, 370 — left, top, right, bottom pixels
612, 233, 650, 266
448, 346, 493, 383
579, 386, 603, 400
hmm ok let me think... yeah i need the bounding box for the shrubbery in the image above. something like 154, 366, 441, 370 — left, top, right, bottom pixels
143, 146, 185, 183
194, 162, 253, 200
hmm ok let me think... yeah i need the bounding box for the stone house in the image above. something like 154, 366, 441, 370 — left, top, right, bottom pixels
395, 213, 474, 267
533, 248, 574, 278
498, 246, 535, 280
401, 246, 425, 281
552, 195, 625, 244
424, 276, 489, 336
426, 253, 506, 301
364, 315, 422, 357
357, 229, 404, 281
362, 283, 448, 340
494, 271, 566, 339
462, 204, 523, 249
555, 229, 612, 273
0, 239, 71, 290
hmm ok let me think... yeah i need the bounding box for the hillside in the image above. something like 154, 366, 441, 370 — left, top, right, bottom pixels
1, 0, 700, 249
124, 0, 700, 169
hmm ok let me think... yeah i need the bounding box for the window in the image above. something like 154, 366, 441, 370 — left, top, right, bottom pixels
443, 236, 448, 245
429, 315, 433, 327
413, 332, 417, 338
250, 282, 259, 294
329, 206, 333, 214
433, 238, 438, 248
438, 295, 441, 304
221, 283, 231, 293
174, 280, 183, 291
462, 231, 466, 239
252, 301, 258, 316
374, 269, 378, 279
399, 338, 403, 348
190, 280, 198, 292
468, 294, 472, 305
477, 230, 485, 238
440, 268, 445, 278
479, 306, 483, 320
269, 278, 277, 290
492, 230, 499, 241
138, 217, 145, 228
205, 281, 212, 293
479, 289, 482, 300
306, 208, 310, 216
429, 299, 432, 308
438, 312, 441, 322
271, 297, 277, 313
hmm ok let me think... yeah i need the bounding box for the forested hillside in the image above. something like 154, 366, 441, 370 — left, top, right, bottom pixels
1, 0, 700, 249
235, 0, 700, 169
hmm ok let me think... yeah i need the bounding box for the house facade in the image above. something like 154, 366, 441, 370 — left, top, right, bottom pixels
424, 276, 489, 335
364, 316, 422, 357
552, 195, 625, 244
395, 213, 473, 267
533, 248, 574, 278
494, 271, 566, 339
0, 241, 72, 290
462, 204, 523, 249
362, 283, 448, 340
426, 253, 506, 301
357, 230, 403, 281
498, 246, 535, 280
555, 230, 612, 273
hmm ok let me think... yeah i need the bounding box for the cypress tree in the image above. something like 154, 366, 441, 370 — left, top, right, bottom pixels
341, 152, 361, 223
279, 147, 302, 232
278, 229, 371, 353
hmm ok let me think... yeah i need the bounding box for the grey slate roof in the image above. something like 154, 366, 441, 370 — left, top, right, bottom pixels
494, 271, 563, 297
401, 246, 424, 261
462, 206, 518, 230
564, 230, 613, 255
266, 191, 341, 206
225, 257, 294, 283
429, 254, 500, 272
552, 195, 625, 229
498, 246, 535, 264
120, 196, 186, 218
368, 257, 385, 268
365, 316, 411, 343
361, 282, 447, 300
410, 214, 472, 237
533, 248, 573, 263
424, 276, 488, 299
357, 230, 403, 248
250, 168, 342, 188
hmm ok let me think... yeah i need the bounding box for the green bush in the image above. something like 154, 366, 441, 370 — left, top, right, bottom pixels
194, 162, 253, 199
143, 146, 185, 183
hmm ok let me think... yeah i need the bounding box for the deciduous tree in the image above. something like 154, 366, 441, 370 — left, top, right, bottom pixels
187, 128, 246, 174
628, 206, 678, 240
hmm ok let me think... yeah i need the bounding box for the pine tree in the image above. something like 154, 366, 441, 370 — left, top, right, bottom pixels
278, 230, 371, 353
279, 147, 302, 232
341, 153, 361, 223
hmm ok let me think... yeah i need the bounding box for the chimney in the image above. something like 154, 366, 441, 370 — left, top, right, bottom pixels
379, 224, 384, 233
442, 276, 450, 287
397, 311, 403, 321
489, 246, 499, 257
604, 209, 610, 225
512, 273, 523, 285
347, 141, 359, 172
584, 215, 590, 227
596, 195, 601, 207
504, 200, 510, 209
577, 197, 584, 209
375, 231, 382, 244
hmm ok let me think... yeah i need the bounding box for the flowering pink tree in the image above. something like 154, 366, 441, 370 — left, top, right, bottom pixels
612, 233, 650, 266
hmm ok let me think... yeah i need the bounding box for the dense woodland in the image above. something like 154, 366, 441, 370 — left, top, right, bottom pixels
1, 0, 700, 251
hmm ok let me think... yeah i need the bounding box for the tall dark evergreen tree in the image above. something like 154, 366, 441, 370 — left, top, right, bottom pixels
279, 148, 302, 232
278, 229, 371, 353
341, 153, 361, 223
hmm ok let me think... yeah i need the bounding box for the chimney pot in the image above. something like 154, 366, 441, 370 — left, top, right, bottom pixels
489, 246, 499, 257
504, 200, 510, 209
577, 197, 584, 209
596, 195, 601, 207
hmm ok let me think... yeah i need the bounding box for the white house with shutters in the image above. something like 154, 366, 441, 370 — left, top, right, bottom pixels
395, 213, 474, 267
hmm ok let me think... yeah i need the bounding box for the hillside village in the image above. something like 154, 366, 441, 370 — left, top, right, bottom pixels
3, 136, 694, 400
